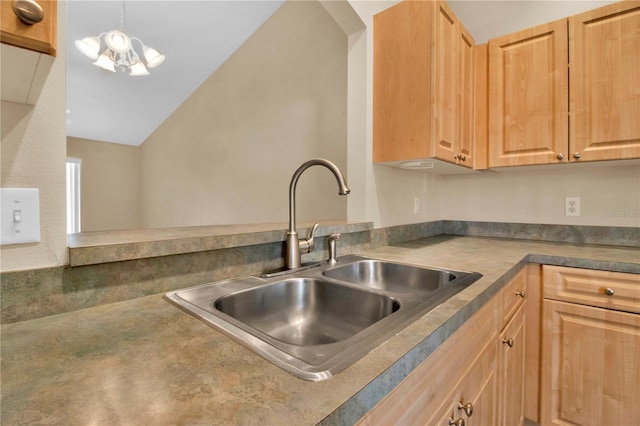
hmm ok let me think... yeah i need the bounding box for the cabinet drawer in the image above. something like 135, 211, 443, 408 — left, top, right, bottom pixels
500, 267, 527, 329
542, 265, 640, 314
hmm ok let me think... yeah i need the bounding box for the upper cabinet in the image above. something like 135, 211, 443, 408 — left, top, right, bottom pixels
488, 2, 640, 167
373, 1, 476, 170
488, 20, 568, 167
569, 3, 640, 162
1, 0, 57, 105
1, 0, 57, 55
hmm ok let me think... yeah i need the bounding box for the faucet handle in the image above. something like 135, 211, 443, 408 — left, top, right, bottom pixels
299, 223, 319, 254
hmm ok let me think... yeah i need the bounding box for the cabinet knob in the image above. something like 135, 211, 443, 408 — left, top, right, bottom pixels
502, 338, 514, 348
573, 152, 582, 159
454, 154, 466, 163
457, 401, 474, 417
449, 417, 465, 426
604, 287, 615, 296
515, 290, 526, 298
556, 153, 565, 160
12, 0, 44, 25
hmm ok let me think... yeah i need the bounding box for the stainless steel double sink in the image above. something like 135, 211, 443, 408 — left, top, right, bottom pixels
165, 255, 481, 381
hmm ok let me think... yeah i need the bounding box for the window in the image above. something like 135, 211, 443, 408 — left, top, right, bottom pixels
66, 158, 81, 234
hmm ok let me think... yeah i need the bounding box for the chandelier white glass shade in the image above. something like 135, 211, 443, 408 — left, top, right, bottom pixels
75, 30, 165, 76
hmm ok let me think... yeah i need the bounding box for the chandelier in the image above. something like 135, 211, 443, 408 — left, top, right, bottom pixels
74, 1, 165, 76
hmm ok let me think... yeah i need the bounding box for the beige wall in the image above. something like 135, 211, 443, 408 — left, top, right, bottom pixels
140, 0, 348, 228
437, 163, 640, 227
67, 137, 142, 231
1, 1, 68, 272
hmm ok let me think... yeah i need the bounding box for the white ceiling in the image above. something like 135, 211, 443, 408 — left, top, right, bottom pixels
447, 0, 616, 44
66, 0, 616, 147
66, 0, 284, 146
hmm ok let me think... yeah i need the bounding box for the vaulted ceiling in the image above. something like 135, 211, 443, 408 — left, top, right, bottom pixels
66, 1, 284, 146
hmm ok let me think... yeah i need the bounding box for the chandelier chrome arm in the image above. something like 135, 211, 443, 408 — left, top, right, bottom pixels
73, 2, 164, 76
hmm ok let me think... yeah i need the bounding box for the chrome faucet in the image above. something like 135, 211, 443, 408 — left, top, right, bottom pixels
285, 159, 350, 269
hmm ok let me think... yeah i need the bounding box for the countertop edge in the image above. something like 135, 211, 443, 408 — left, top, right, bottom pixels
526, 254, 640, 274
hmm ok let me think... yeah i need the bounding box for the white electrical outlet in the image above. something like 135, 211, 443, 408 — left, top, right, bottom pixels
565, 197, 580, 217
1, 188, 41, 245
413, 197, 420, 215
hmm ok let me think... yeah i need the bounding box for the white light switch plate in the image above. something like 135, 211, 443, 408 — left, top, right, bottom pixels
1, 188, 41, 245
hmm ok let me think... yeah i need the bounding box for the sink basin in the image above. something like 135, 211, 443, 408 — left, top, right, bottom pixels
323, 259, 455, 293
214, 278, 400, 346
165, 255, 481, 381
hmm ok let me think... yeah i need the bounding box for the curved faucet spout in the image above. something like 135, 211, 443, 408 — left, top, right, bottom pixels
286, 158, 350, 269
288, 159, 350, 233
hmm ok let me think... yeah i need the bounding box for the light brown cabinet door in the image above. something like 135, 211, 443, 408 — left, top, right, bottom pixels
569, 2, 640, 161
458, 24, 475, 167
433, 1, 475, 168
373, 0, 434, 163
1, 0, 57, 55
499, 303, 525, 426
423, 337, 499, 426
433, 1, 460, 163
488, 19, 568, 167
457, 338, 499, 426
541, 299, 640, 426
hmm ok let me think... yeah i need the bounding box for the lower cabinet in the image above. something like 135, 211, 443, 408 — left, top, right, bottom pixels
540, 266, 640, 426
356, 264, 638, 426
357, 268, 527, 426
541, 299, 640, 426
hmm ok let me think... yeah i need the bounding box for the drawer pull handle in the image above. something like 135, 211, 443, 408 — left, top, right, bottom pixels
515, 290, 526, 298
454, 154, 467, 163
604, 288, 615, 296
458, 401, 474, 417
449, 417, 465, 426
503, 338, 514, 348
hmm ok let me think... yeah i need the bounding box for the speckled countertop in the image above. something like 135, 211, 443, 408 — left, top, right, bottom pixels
67, 221, 373, 266
2, 236, 639, 426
